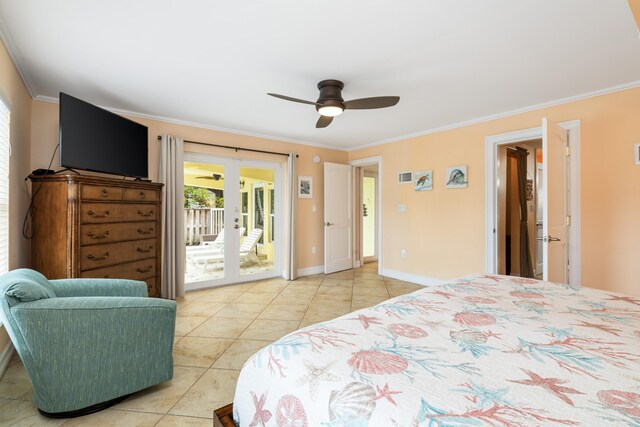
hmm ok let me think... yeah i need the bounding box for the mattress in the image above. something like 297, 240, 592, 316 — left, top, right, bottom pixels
233, 274, 640, 426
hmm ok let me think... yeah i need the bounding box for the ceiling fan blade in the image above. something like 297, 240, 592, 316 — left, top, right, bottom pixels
344, 96, 400, 110
267, 93, 319, 106
316, 115, 334, 128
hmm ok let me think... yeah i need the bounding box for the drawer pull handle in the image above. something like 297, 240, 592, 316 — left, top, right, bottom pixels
88, 210, 110, 218
137, 246, 153, 253
139, 191, 146, 199
104, 275, 110, 278
87, 231, 110, 239
87, 252, 110, 261
136, 266, 152, 274
137, 227, 153, 235
138, 210, 154, 217
101, 188, 109, 197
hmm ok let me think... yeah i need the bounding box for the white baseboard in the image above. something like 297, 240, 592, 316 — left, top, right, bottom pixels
0, 342, 14, 377
381, 268, 445, 286
297, 265, 324, 277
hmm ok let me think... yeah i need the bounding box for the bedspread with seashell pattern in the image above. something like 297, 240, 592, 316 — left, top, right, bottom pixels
233, 274, 640, 426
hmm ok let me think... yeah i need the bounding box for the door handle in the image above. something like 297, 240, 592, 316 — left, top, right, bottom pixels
537, 236, 561, 242
234, 224, 239, 229
325, 222, 334, 226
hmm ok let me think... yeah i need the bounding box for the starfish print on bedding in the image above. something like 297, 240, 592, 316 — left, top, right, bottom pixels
606, 295, 640, 306
509, 369, 584, 406
295, 360, 340, 399
249, 391, 272, 427
573, 320, 622, 336
373, 383, 402, 406
348, 314, 382, 329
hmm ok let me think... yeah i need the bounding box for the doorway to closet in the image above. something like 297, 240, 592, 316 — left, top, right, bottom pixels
183, 153, 282, 290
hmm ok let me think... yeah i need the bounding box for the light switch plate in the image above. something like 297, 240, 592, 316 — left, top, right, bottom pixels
635, 144, 640, 165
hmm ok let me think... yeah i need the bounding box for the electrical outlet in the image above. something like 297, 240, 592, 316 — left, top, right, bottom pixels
635, 144, 640, 165
400, 249, 407, 258
397, 204, 407, 213
311, 246, 317, 254
312, 204, 317, 213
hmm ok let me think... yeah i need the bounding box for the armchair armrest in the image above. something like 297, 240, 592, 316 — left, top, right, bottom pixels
48, 278, 148, 298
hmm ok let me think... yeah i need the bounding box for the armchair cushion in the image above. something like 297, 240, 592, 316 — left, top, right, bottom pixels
3, 269, 56, 307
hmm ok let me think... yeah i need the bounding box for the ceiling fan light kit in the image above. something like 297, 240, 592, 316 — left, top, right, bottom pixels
267, 79, 400, 128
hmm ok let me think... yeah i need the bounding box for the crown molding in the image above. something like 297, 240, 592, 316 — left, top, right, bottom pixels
34, 95, 349, 152
349, 79, 640, 151
0, 11, 37, 97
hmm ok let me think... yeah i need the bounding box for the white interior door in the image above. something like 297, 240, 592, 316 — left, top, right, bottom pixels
542, 118, 569, 283
324, 162, 353, 274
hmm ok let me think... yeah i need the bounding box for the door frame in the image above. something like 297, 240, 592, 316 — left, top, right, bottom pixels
363, 170, 379, 263
183, 152, 283, 290
484, 120, 581, 285
349, 156, 383, 276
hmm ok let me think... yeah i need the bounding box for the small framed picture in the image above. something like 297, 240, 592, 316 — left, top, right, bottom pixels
445, 166, 468, 189
414, 170, 433, 191
298, 176, 313, 198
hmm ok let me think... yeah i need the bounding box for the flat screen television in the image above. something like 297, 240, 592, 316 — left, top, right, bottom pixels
59, 92, 149, 178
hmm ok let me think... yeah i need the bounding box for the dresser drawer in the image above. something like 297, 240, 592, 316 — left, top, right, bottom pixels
124, 188, 158, 202
81, 203, 157, 223
144, 277, 158, 297
81, 184, 123, 201
81, 239, 157, 271
80, 259, 156, 281
81, 222, 157, 245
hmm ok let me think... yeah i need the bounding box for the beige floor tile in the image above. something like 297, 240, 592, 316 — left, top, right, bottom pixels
116, 366, 206, 413
302, 306, 351, 323
321, 278, 354, 287
316, 286, 352, 297
306, 301, 351, 313
212, 339, 271, 370
250, 281, 288, 292
169, 369, 240, 419
352, 294, 389, 310
196, 287, 247, 302
239, 319, 300, 341
258, 304, 308, 321
0, 399, 55, 426
271, 292, 315, 305
232, 291, 279, 304
284, 283, 320, 293
177, 301, 226, 317
0, 361, 33, 399
387, 283, 422, 298
325, 270, 354, 279
188, 316, 253, 339
156, 415, 212, 426
62, 408, 162, 426
353, 279, 386, 288
311, 293, 352, 305
174, 316, 209, 337
298, 320, 320, 329
213, 303, 267, 319
173, 337, 234, 368
352, 286, 389, 298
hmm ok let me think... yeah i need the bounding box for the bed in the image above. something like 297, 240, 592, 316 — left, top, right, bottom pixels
230, 274, 640, 426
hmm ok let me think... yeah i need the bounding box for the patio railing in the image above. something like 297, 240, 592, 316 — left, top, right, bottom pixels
184, 208, 224, 245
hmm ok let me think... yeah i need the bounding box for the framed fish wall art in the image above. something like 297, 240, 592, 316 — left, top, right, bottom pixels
445, 166, 468, 189
414, 170, 433, 191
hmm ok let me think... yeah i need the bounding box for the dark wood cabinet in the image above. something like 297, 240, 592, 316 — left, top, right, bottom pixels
29, 174, 163, 297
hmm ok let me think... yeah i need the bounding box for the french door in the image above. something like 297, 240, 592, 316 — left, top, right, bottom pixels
183, 153, 282, 290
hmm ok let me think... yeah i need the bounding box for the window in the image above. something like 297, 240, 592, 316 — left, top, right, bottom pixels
241, 192, 248, 236
253, 185, 264, 244
0, 96, 9, 274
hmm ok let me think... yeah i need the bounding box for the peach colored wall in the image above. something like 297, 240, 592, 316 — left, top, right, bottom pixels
630, 0, 640, 30
30, 100, 348, 270
350, 86, 640, 296
0, 39, 32, 353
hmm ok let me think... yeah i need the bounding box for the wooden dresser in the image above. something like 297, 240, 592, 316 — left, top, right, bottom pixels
30, 174, 163, 297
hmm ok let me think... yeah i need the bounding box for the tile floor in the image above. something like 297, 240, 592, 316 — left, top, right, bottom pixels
0, 263, 421, 426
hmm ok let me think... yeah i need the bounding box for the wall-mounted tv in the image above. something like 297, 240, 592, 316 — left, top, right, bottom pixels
59, 93, 149, 178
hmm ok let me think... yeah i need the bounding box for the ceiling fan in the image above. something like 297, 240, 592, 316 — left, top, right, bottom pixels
267, 79, 400, 128
195, 173, 223, 180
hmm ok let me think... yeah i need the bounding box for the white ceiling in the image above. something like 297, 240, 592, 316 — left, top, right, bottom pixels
1, 1, 639, 150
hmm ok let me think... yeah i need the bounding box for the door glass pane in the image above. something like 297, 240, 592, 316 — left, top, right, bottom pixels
184, 161, 225, 286
240, 167, 275, 277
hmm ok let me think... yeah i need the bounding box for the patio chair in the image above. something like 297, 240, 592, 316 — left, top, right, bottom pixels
191, 228, 263, 269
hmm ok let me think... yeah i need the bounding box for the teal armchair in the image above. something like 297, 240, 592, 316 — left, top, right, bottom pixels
0, 269, 176, 417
